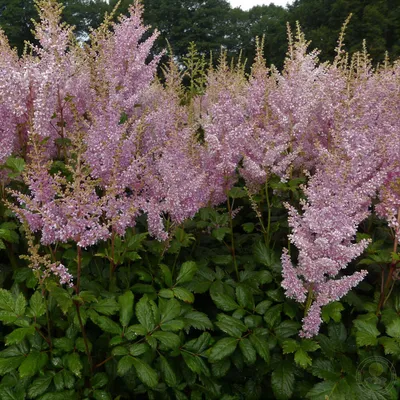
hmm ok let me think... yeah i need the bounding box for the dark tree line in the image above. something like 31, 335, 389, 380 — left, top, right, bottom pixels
1, 0, 399, 69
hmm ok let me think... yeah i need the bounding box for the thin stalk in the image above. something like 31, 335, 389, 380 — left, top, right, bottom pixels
304, 284, 314, 316
44, 291, 53, 354
226, 194, 239, 280
265, 181, 272, 248
75, 245, 93, 373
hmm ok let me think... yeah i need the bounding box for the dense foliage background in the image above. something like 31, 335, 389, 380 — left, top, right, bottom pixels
1, 0, 400, 68
0, 1, 400, 400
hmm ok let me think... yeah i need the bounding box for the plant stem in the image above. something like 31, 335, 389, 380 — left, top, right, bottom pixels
265, 180, 272, 248
226, 193, 239, 280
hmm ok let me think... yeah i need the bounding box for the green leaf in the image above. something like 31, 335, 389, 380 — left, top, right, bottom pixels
159, 298, 181, 324
255, 300, 272, 315
282, 339, 299, 354
6, 326, 35, 345
129, 343, 149, 356
229, 187, 247, 199
49, 287, 73, 314
172, 287, 194, 303
212, 227, 231, 241
118, 291, 134, 327
161, 319, 185, 332
209, 337, 238, 362
321, 301, 344, 323
306, 381, 342, 399
66, 353, 82, 377
92, 298, 120, 316
294, 348, 312, 369
239, 338, 256, 365
159, 264, 173, 287
181, 352, 210, 376
215, 314, 247, 338
159, 289, 174, 299
159, 355, 177, 388
93, 390, 111, 400
311, 359, 341, 381
235, 285, 254, 309
53, 337, 74, 352
0, 356, 25, 375
253, 242, 281, 272
29, 291, 46, 318
19, 351, 48, 378
5, 156, 25, 173
301, 339, 320, 352
112, 346, 129, 356
264, 304, 282, 327
28, 373, 53, 398
249, 334, 270, 363
91, 372, 108, 389
117, 355, 134, 376
0, 289, 15, 312
271, 362, 295, 400
136, 295, 156, 331
152, 331, 180, 349
184, 332, 212, 353
125, 324, 147, 339
275, 320, 300, 338
211, 358, 231, 378
211, 292, 239, 312
0, 229, 19, 244
379, 337, 400, 356
242, 222, 255, 233
183, 311, 213, 331
176, 261, 198, 285
90, 313, 122, 335
354, 318, 380, 347
386, 319, 400, 339
131, 357, 158, 388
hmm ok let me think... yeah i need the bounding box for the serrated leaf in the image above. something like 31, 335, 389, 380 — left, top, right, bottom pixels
379, 337, 400, 356
275, 320, 300, 338
183, 311, 213, 331
129, 343, 149, 356
271, 362, 295, 400
239, 338, 256, 365
159, 264, 173, 287
249, 334, 270, 363
66, 353, 82, 377
209, 337, 238, 362
29, 291, 46, 318
176, 261, 198, 285
212, 227, 231, 241
181, 352, 210, 376
321, 301, 344, 323
132, 357, 158, 388
311, 359, 341, 380
0, 229, 19, 244
184, 332, 212, 353
229, 187, 247, 199
159, 355, 177, 388
282, 339, 299, 354
0, 356, 25, 375
118, 291, 134, 327
161, 319, 185, 331
159, 289, 174, 298
354, 319, 380, 347
172, 287, 194, 303
125, 324, 147, 339
255, 300, 272, 315
386, 319, 400, 339
91, 372, 108, 389
0, 289, 15, 312
211, 358, 231, 378
6, 326, 35, 345
211, 292, 239, 311
159, 298, 181, 323
93, 390, 111, 400
53, 337, 74, 352
215, 314, 247, 338
301, 339, 320, 352
28, 373, 53, 398
264, 304, 282, 327
117, 355, 134, 376
112, 346, 129, 356
242, 223, 255, 233
235, 285, 254, 309
253, 242, 281, 272
19, 351, 48, 378
294, 348, 312, 369
152, 331, 180, 349
92, 298, 119, 316
136, 295, 156, 331
90, 313, 122, 335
